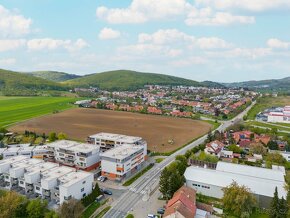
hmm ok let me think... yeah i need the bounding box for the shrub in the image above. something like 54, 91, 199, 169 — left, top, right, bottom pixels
81, 183, 102, 207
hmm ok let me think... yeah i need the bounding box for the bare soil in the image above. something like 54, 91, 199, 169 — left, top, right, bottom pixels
10, 108, 212, 153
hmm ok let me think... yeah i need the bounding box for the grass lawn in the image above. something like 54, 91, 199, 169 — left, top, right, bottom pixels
123, 164, 154, 186
82, 202, 100, 218
0, 96, 77, 128
247, 96, 290, 120
246, 121, 290, 132
95, 206, 111, 218
155, 158, 164, 163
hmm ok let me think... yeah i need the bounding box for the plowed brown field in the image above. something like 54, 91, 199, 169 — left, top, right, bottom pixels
10, 108, 212, 153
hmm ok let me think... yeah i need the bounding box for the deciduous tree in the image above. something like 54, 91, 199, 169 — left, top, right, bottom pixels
222, 181, 257, 217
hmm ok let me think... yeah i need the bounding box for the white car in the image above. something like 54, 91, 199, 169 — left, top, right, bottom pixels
97, 176, 104, 181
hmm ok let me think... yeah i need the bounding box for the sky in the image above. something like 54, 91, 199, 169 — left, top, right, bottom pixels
0, 0, 290, 82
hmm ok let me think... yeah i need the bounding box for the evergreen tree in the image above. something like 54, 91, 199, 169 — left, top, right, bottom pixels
270, 187, 280, 218
278, 197, 288, 218
159, 167, 171, 199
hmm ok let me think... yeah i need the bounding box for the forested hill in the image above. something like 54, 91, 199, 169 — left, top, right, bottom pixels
0, 69, 67, 96
65, 70, 210, 91
28, 71, 80, 82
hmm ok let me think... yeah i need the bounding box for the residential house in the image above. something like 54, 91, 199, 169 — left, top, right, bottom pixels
204, 140, 225, 157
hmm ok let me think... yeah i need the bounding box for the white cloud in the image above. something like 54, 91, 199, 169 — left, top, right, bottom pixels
207, 47, 272, 59
196, 37, 233, 49
138, 29, 194, 44
185, 7, 255, 26
96, 0, 191, 24
267, 38, 290, 49
0, 58, 16, 65
137, 29, 232, 49
99, 28, 121, 40
27, 38, 88, 51
0, 5, 32, 37
0, 39, 26, 52
195, 0, 290, 12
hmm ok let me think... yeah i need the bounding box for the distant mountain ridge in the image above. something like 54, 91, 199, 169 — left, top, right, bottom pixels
223, 77, 290, 91
27, 71, 80, 82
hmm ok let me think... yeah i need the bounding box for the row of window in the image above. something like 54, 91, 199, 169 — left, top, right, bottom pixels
192, 183, 210, 189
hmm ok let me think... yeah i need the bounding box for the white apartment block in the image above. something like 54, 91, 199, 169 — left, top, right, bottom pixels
44, 140, 100, 171
87, 132, 147, 152
100, 144, 147, 181
0, 145, 48, 159
0, 156, 94, 204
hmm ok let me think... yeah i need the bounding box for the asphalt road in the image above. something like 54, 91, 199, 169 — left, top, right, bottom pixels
104, 101, 256, 218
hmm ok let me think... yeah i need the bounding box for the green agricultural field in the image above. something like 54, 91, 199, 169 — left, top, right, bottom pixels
247, 96, 290, 120
0, 97, 77, 128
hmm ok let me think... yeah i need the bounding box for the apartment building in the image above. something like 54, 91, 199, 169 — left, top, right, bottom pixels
0, 145, 48, 159
87, 132, 147, 152
0, 156, 94, 204
100, 144, 147, 181
0, 156, 43, 189
44, 140, 100, 171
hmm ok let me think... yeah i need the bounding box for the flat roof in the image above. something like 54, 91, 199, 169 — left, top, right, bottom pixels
184, 162, 287, 198
0, 155, 29, 165
100, 144, 143, 160
47, 140, 99, 153
216, 162, 285, 181
59, 171, 93, 188
89, 132, 142, 143
41, 166, 75, 181
25, 162, 59, 176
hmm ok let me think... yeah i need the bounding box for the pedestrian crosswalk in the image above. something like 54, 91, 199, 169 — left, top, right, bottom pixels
129, 187, 147, 195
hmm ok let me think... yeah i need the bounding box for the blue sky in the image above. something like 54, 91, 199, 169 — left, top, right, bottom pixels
0, 0, 290, 82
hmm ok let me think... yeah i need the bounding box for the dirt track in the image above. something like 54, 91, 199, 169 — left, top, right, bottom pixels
10, 108, 212, 152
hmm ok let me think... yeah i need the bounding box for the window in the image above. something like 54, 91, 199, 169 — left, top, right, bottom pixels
20, 181, 24, 184
81, 188, 84, 192
83, 193, 86, 197
36, 186, 40, 190
82, 181, 86, 184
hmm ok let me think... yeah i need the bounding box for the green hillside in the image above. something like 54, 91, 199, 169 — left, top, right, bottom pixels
28, 71, 80, 82
0, 69, 67, 96
224, 77, 290, 92
65, 70, 203, 91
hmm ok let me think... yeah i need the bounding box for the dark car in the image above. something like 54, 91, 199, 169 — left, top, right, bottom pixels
157, 208, 165, 214
103, 189, 112, 195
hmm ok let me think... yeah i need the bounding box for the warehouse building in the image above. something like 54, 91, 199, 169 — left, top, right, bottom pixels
0, 155, 94, 204
44, 140, 100, 171
184, 162, 287, 208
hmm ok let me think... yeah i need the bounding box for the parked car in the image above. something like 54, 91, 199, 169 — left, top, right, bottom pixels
157, 208, 165, 214
147, 214, 158, 218
97, 176, 103, 181
103, 189, 112, 195
100, 176, 107, 182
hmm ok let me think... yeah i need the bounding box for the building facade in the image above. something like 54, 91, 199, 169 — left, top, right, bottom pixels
0, 155, 94, 204
44, 140, 100, 171
87, 132, 147, 152
100, 144, 147, 181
